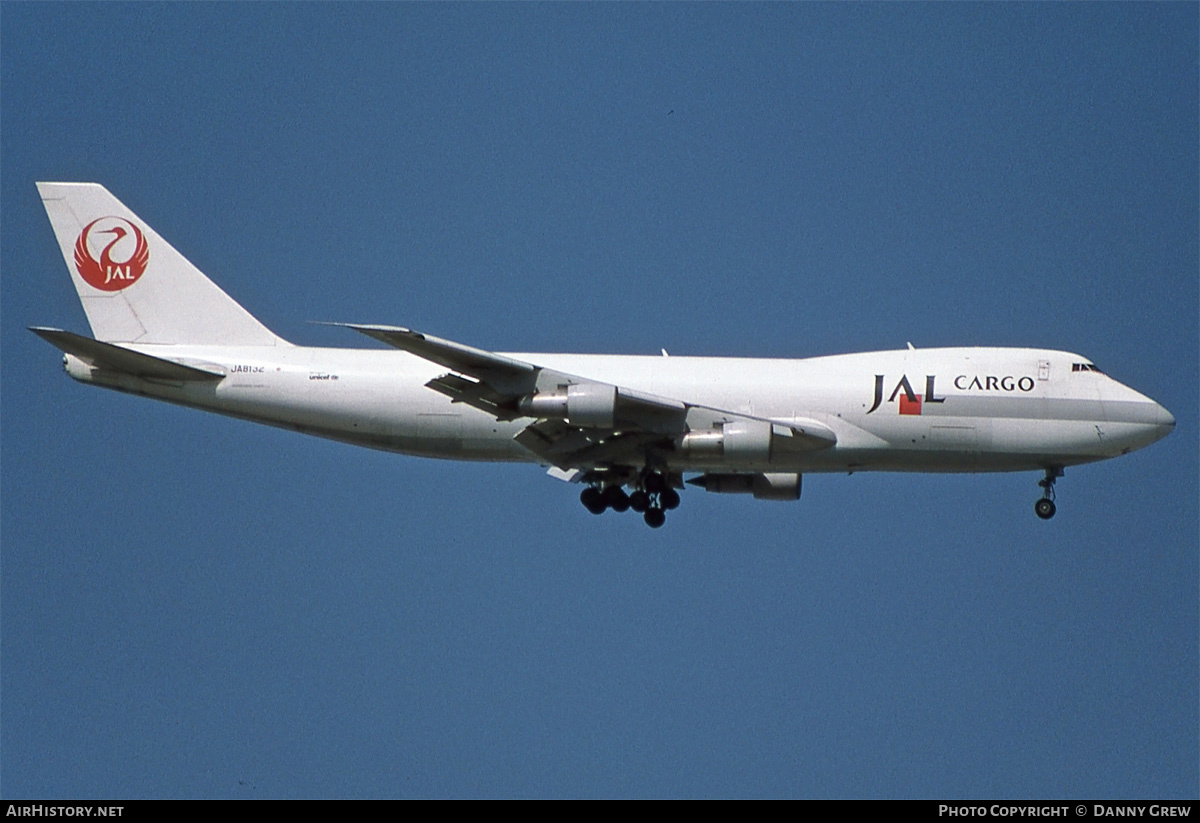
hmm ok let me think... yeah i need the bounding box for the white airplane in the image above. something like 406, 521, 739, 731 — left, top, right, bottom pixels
33, 183, 1175, 527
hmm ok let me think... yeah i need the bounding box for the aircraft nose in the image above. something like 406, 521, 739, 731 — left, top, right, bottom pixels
1137, 398, 1175, 448
1153, 402, 1175, 433
1101, 381, 1175, 453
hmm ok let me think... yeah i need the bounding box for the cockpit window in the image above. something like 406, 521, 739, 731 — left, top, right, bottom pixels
1072, 363, 1103, 373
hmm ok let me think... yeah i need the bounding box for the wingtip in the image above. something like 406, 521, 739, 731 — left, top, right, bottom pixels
312, 321, 414, 332
28, 325, 67, 338
314, 322, 423, 343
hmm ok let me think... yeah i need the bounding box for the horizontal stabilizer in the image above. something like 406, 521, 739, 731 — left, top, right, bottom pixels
29, 327, 226, 381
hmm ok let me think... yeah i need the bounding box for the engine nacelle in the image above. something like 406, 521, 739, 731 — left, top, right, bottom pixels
678, 419, 774, 464
688, 472, 802, 501
518, 382, 617, 428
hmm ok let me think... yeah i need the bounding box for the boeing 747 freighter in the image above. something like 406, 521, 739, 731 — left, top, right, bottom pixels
33, 183, 1175, 527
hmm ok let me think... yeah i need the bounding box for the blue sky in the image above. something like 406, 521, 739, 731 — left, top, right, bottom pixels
2, 3, 1196, 798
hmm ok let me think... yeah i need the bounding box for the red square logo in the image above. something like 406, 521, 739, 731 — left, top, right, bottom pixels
899, 394, 922, 415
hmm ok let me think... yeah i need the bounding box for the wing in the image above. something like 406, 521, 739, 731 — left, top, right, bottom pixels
334, 323, 835, 471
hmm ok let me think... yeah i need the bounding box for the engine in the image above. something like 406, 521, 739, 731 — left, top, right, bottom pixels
518, 383, 618, 428
677, 419, 775, 463
687, 472, 802, 501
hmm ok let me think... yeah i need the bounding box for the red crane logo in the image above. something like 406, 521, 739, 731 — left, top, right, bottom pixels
74, 217, 149, 292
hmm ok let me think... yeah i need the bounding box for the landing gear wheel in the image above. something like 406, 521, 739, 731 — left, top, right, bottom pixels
643, 508, 666, 529
660, 488, 681, 511
580, 486, 607, 515
1034, 467, 1062, 521
629, 490, 650, 513
605, 486, 631, 513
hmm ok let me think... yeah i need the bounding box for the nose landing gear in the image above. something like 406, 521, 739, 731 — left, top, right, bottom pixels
1035, 467, 1063, 520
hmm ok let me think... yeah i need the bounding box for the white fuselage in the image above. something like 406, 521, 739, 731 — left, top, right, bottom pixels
63, 344, 1175, 475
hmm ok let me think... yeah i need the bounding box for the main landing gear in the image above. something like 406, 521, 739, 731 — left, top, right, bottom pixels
579, 470, 680, 528
1035, 467, 1063, 520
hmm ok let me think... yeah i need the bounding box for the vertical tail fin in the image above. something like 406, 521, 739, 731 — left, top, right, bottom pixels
38, 182, 288, 346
